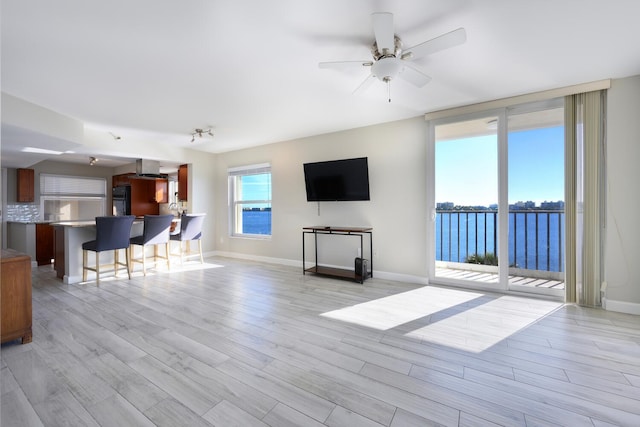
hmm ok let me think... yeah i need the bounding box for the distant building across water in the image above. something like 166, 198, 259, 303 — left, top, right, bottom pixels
437, 201, 564, 211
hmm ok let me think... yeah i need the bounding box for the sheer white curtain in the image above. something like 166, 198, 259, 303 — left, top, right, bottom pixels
564, 90, 606, 306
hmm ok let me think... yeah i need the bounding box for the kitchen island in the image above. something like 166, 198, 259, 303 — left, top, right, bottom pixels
52, 220, 143, 284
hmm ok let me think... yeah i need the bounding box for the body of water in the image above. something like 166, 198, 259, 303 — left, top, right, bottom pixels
436, 211, 565, 272
242, 210, 272, 235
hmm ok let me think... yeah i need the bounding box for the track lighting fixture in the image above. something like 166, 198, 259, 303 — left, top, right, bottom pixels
190, 127, 214, 143
89, 156, 98, 166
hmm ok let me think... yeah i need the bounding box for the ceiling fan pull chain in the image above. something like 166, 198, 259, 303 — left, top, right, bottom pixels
387, 79, 391, 103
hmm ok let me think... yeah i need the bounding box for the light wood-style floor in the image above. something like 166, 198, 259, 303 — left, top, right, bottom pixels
2, 257, 640, 426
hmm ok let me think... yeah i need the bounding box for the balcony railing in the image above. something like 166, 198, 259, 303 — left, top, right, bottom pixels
436, 210, 565, 272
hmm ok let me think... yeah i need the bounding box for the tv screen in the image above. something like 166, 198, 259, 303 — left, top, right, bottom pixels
303, 157, 370, 201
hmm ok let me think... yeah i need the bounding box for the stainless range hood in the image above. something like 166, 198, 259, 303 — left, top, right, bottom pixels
136, 159, 167, 178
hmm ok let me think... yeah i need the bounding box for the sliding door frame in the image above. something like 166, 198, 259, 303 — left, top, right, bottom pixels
427, 99, 565, 297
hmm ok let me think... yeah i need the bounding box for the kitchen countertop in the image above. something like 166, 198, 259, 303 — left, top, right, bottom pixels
52, 219, 144, 227
7, 220, 54, 224
51, 221, 98, 227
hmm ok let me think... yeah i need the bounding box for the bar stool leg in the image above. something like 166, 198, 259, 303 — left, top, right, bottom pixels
165, 242, 170, 270
96, 251, 100, 284
115, 249, 119, 278
126, 247, 131, 280
83, 250, 88, 281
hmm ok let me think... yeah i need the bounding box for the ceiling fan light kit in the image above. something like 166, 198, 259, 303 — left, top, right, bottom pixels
319, 12, 466, 102
371, 57, 403, 81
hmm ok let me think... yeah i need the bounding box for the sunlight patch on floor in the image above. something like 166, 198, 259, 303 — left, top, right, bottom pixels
321, 285, 563, 352
321, 286, 484, 331
131, 261, 225, 275
80, 261, 225, 284
405, 295, 563, 352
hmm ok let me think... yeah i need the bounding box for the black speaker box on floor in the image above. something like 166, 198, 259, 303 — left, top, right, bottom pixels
355, 257, 368, 281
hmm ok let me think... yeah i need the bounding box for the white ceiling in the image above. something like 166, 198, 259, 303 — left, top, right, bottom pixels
2, 0, 640, 169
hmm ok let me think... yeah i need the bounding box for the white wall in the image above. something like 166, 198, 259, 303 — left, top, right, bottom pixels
213, 116, 429, 281
604, 75, 640, 313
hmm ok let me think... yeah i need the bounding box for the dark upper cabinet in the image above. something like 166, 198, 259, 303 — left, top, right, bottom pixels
155, 179, 168, 203
178, 164, 188, 201
16, 168, 34, 203
112, 173, 135, 187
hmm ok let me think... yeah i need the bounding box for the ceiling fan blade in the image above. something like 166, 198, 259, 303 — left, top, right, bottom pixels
404, 27, 466, 60
372, 12, 394, 53
319, 61, 372, 70
352, 74, 377, 95
399, 63, 432, 87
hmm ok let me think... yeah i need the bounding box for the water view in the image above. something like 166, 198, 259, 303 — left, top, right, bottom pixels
436, 203, 565, 272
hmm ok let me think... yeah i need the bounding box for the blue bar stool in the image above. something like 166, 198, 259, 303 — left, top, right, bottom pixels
82, 216, 135, 283
170, 213, 206, 264
129, 214, 174, 275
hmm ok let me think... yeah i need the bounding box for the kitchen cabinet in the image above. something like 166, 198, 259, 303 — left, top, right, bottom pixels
17, 168, 35, 202
36, 223, 55, 266
54, 225, 65, 279
130, 178, 159, 216
178, 164, 188, 201
125, 177, 169, 216
1, 249, 33, 344
112, 173, 135, 187
155, 178, 168, 203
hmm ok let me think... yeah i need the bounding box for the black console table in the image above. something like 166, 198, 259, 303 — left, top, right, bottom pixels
302, 226, 373, 283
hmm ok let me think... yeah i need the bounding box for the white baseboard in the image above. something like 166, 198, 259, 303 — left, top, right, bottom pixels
212, 251, 428, 286
602, 298, 640, 315
64, 274, 82, 285
372, 270, 428, 285
212, 251, 299, 268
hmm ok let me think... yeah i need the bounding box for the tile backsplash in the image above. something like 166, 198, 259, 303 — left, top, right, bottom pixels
6, 204, 41, 222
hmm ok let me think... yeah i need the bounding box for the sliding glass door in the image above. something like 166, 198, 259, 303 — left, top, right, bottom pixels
507, 103, 565, 296
432, 114, 500, 286
428, 100, 565, 297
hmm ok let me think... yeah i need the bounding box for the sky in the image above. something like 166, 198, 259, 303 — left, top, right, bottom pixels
436, 126, 564, 206
240, 173, 271, 202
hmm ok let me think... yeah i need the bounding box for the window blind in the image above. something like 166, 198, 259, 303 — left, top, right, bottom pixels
40, 174, 106, 196
228, 163, 271, 176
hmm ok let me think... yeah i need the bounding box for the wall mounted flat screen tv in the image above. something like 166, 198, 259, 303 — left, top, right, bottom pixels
303, 157, 370, 201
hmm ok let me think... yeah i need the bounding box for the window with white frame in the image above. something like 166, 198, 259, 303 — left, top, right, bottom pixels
228, 163, 271, 237
40, 174, 107, 221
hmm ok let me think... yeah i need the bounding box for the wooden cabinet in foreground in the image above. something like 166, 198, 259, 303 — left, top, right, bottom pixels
1, 249, 33, 344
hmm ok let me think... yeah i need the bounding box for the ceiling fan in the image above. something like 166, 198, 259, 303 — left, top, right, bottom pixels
319, 12, 466, 102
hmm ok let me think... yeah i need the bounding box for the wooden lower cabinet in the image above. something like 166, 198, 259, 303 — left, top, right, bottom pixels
1, 249, 33, 344
53, 225, 65, 280
36, 223, 55, 266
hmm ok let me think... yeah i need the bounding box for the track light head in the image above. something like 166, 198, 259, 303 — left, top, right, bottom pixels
190, 127, 215, 142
